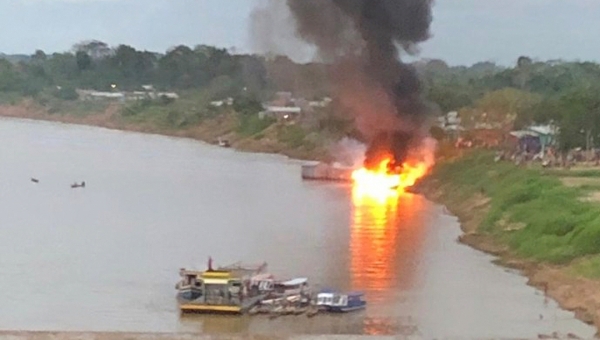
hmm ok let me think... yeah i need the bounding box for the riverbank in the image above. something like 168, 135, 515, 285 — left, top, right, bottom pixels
416, 151, 600, 335
0, 100, 332, 163
0, 332, 399, 340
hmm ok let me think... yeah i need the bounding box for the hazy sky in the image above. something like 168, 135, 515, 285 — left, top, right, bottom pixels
0, 0, 599, 66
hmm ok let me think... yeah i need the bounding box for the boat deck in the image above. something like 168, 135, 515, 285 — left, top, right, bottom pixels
179, 294, 268, 314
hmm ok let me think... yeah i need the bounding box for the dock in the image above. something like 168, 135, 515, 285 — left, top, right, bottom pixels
301, 162, 353, 182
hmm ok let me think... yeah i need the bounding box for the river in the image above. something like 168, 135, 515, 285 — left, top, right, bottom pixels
0, 117, 594, 339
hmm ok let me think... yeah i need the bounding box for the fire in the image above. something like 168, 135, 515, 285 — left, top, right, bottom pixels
351, 156, 429, 200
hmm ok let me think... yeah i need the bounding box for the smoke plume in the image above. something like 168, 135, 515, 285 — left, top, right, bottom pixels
253, 0, 435, 172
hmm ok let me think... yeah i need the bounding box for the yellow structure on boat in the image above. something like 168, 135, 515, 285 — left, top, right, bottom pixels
177, 260, 269, 314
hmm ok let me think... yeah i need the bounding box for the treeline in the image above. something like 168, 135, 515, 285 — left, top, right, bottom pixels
419, 57, 600, 151
0, 40, 329, 102
2, 41, 600, 150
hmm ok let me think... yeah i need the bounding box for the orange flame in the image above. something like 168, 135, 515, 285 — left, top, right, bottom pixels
351, 156, 429, 201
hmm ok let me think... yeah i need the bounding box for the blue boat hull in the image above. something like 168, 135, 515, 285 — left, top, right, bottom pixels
328, 303, 366, 313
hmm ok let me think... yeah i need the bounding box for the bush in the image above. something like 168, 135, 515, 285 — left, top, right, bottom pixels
278, 125, 307, 148
53, 86, 79, 101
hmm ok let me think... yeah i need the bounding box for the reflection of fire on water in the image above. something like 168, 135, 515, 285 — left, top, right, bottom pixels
350, 185, 428, 335
349, 147, 433, 335
351, 187, 399, 294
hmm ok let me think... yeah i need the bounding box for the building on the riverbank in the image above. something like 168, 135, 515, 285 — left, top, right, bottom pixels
508, 124, 558, 154
76, 88, 179, 102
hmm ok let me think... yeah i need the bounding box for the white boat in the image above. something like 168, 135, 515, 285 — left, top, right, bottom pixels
317, 290, 366, 313
273, 277, 310, 297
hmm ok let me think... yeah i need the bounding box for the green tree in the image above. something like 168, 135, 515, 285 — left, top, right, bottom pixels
73, 40, 112, 60
76, 51, 92, 71
53, 86, 79, 101
0, 59, 23, 92
157, 45, 206, 89
233, 96, 263, 115
473, 88, 542, 129
32, 50, 47, 62
555, 86, 600, 151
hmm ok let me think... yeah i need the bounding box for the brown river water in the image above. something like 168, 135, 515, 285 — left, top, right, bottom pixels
0, 117, 595, 339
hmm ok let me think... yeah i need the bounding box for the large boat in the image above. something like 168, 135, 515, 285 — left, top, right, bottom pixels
176, 258, 269, 314
316, 290, 366, 313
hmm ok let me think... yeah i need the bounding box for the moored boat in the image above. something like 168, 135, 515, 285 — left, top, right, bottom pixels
316, 290, 366, 313
175, 268, 204, 300
272, 277, 311, 299
176, 257, 269, 314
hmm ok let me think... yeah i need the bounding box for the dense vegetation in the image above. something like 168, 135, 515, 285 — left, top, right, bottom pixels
0, 40, 330, 102
2, 42, 600, 150
419, 57, 600, 151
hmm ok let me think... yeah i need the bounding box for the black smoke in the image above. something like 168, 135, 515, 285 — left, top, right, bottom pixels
285, 0, 434, 172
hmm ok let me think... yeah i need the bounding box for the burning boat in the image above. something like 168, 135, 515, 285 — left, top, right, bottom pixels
176, 258, 270, 314
301, 162, 353, 182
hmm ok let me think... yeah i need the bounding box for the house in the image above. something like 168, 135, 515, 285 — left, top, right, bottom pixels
77, 89, 125, 102
509, 130, 541, 154
210, 97, 234, 107
157, 92, 179, 100
527, 125, 557, 153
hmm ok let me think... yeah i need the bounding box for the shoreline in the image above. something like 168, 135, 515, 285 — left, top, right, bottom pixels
0, 102, 329, 164
416, 171, 600, 337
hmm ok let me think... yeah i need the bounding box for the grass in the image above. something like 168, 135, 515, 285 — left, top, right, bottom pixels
546, 169, 600, 177
236, 114, 275, 137
569, 255, 600, 279
432, 151, 600, 264
277, 124, 308, 148
0, 92, 23, 105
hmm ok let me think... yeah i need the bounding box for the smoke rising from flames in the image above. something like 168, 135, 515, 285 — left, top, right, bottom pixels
252, 0, 435, 172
